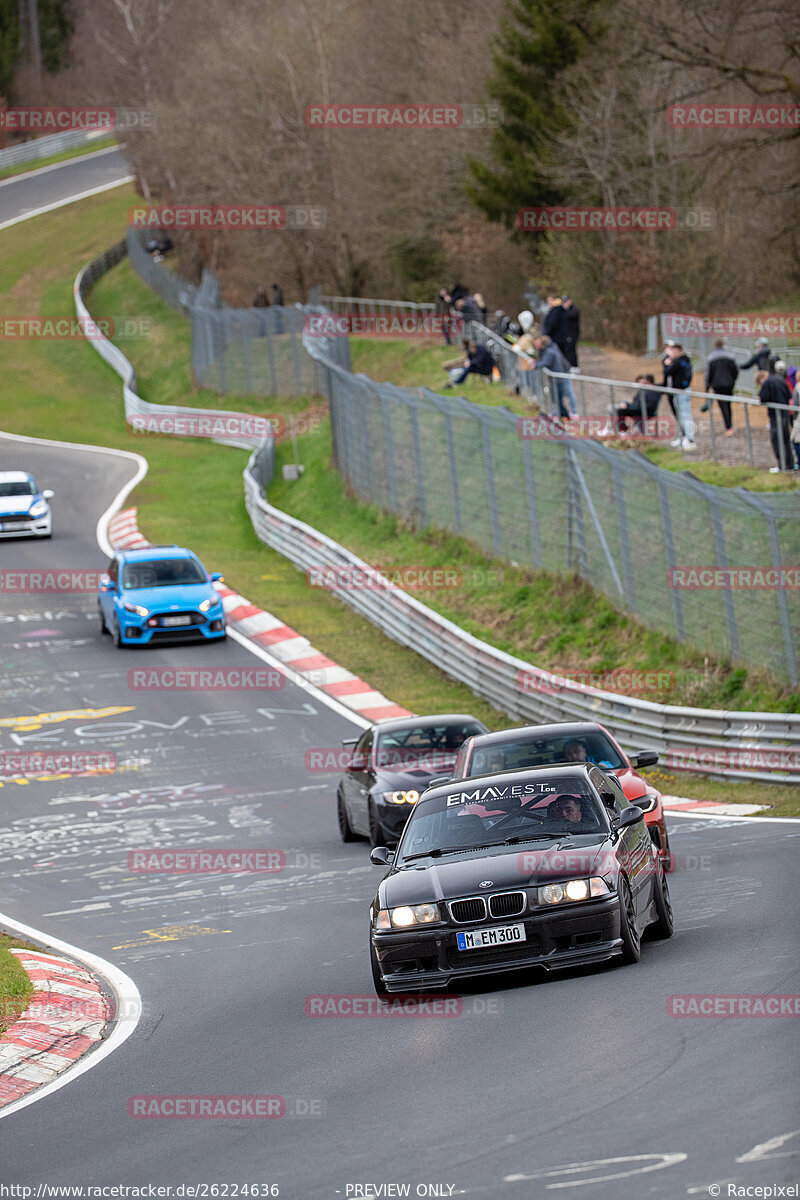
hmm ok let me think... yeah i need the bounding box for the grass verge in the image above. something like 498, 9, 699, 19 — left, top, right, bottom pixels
1, 187, 797, 815
0, 933, 40, 1033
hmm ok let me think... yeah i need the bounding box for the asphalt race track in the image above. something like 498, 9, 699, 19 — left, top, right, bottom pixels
0, 435, 798, 1197
0, 146, 131, 227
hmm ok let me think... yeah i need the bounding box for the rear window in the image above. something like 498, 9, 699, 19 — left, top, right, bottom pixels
375, 722, 484, 770
466, 731, 623, 775
122, 558, 207, 588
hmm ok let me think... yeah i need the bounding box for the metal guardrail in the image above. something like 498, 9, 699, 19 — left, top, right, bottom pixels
0, 128, 110, 169
74, 243, 271, 452
319, 295, 435, 317
243, 456, 800, 784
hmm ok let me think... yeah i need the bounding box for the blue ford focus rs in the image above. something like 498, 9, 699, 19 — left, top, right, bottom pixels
98, 546, 226, 647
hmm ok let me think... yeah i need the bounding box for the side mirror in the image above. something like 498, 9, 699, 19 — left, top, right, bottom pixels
615, 805, 644, 830
210, 572, 224, 582
341, 737, 358, 747
42, 489, 54, 500
631, 749, 659, 769
99, 575, 116, 592
370, 846, 394, 866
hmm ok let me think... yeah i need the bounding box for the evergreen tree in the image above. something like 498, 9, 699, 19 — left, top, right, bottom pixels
0, 0, 20, 99
466, 0, 605, 227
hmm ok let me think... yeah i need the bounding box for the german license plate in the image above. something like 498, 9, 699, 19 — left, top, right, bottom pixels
456, 923, 526, 951
163, 616, 192, 626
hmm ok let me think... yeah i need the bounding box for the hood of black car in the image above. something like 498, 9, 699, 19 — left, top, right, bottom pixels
375, 766, 452, 792
381, 835, 611, 907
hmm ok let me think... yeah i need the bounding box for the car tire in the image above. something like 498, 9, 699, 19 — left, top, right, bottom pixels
111, 615, 123, 648
368, 803, 383, 849
649, 866, 675, 940
337, 791, 357, 843
618, 878, 641, 963
370, 941, 389, 997
98, 605, 108, 635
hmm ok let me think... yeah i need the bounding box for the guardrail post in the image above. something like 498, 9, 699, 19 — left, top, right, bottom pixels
481, 415, 502, 554
444, 410, 463, 533
657, 475, 685, 641
522, 439, 543, 566
408, 401, 428, 526
708, 495, 740, 660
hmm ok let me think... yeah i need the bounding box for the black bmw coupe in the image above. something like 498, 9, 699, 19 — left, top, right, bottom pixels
368, 762, 673, 994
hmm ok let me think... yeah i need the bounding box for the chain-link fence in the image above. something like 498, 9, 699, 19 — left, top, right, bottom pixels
126, 228, 340, 396
303, 334, 800, 686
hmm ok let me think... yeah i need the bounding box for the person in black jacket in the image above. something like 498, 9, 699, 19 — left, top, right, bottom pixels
543, 293, 568, 353
613, 375, 661, 434
760, 361, 794, 471
703, 339, 739, 434
740, 337, 776, 373
562, 296, 580, 367
444, 340, 494, 387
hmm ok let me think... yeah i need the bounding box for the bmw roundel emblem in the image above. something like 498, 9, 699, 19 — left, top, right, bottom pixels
479, 880, 493, 888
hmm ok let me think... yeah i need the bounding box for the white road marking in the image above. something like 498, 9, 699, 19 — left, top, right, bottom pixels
503, 1152, 688, 1188
737, 1129, 800, 1161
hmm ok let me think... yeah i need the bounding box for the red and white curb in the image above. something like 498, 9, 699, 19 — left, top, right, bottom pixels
107, 507, 412, 723
0, 950, 111, 1109
661, 795, 769, 817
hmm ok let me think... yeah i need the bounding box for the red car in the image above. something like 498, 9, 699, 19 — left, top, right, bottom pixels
448, 721, 671, 865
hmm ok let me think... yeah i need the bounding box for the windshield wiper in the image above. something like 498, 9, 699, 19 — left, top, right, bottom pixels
402, 843, 498, 862
501, 832, 567, 845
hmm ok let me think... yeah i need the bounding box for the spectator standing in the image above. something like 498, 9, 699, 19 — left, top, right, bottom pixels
703, 339, 739, 435
760, 361, 794, 472
513, 311, 538, 396
436, 287, 454, 344
450, 283, 470, 305
455, 295, 482, 323
532, 335, 577, 420
253, 285, 270, 307
788, 366, 800, 469
271, 283, 284, 306
543, 293, 568, 354
740, 336, 776, 373
663, 343, 696, 450
473, 292, 488, 322
562, 296, 580, 368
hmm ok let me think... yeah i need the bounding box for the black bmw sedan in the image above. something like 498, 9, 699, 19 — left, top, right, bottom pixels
336, 714, 488, 848
368, 763, 673, 994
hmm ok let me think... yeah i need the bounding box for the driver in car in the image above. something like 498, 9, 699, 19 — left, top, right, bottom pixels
563, 739, 614, 770
548, 794, 587, 825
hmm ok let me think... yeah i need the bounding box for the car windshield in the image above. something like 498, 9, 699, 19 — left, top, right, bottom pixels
396, 775, 609, 862
121, 558, 207, 589
467, 731, 624, 775
0, 481, 35, 497
375, 721, 485, 771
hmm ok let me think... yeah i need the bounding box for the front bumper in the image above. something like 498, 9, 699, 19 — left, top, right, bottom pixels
372, 895, 621, 992
116, 607, 226, 644
0, 513, 51, 538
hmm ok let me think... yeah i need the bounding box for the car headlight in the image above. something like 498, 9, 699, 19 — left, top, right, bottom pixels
123, 602, 149, 617
375, 904, 440, 929
538, 877, 610, 905
198, 596, 219, 612
635, 793, 659, 813
28, 500, 48, 517
383, 790, 420, 805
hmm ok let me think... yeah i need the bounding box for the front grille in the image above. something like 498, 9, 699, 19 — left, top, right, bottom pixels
0, 515, 31, 525
449, 897, 487, 923
447, 936, 541, 969
489, 891, 526, 918
152, 611, 205, 626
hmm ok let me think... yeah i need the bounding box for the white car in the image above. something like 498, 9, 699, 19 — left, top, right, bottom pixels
0, 471, 54, 538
